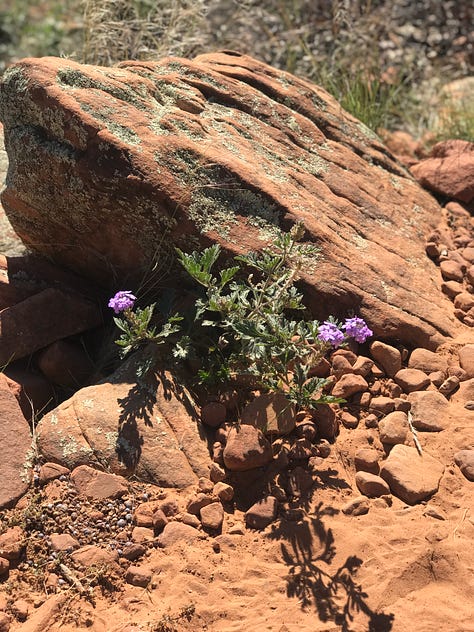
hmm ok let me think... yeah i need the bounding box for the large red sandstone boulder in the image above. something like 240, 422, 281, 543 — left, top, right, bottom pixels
0, 52, 460, 348
36, 347, 211, 488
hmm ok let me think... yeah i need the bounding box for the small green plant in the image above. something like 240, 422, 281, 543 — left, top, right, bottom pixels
109, 223, 372, 412
108, 290, 182, 358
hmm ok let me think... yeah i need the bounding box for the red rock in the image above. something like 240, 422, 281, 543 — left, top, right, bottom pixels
0, 288, 101, 366
354, 448, 380, 474
458, 345, 474, 378
454, 292, 474, 312
352, 355, 374, 377
186, 493, 213, 515
223, 425, 273, 471
380, 444, 444, 504
331, 374, 368, 399
342, 496, 370, 516
11, 599, 29, 621
2, 366, 56, 423
36, 349, 212, 488
209, 463, 226, 483
241, 392, 295, 436
378, 411, 409, 445
245, 496, 278, 529
441, 280, 464, 298
156, 522, 201, 548
131, 527, 154, 543
200, 402, 226, 428
411, 140, 474, 203
440, 259, 465, 282
49, 533, 80, 552
454, 450, 474, 481
120, 543, 146, 561
355, 471, 390, 497
407, 390, 450, 431
38, 462, 70, 485
438, 375, 460, 397
133, 501, 161, 528
0, 54, 457, 348
213, 482, 234, 502
200, 502, 224, 530
70, 545, 119, 569
331, 355, 353, 379
394, 368, 430, 393
311, 404, 339, 441
0, 377, 32, 509
71, 465, 128, 500
125, 565, 152, 587
37, 340, 94, 388
340, 411, 359, 428
0, 557, 9, 575
0, 526, 24, 561
12, 594, 66, 632
408, 348, 448, 374
370, 341, 402, 377
370, 396, 396, 416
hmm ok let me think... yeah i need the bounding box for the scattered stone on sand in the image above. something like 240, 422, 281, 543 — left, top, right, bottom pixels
380, 444, 445, 504
378, 411, 409, 445
245, 496, 278, 529
454, 450, 474, 481
407, 390, 450, 431
223, 425, 273, 471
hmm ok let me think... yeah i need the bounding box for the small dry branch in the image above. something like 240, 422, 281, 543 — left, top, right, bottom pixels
407, 410, 423, 455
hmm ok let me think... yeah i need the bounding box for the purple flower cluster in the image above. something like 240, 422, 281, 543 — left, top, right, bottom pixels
317, 321, 345, 348
317, 316, 372, 348
108, 290, 136, 314
343, 317, 373, 343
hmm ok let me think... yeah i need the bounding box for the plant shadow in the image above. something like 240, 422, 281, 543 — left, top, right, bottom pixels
113, 347, 210, 471
267, 490, 394, 632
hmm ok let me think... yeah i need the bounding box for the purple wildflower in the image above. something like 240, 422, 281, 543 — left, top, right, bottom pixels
343, 317, 373, 343
317, 321, 345, 348
108, 290, 137, 314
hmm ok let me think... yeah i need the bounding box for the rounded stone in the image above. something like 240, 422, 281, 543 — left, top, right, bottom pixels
370, 341, 402, 377
354, 448, 380, 474
355, 471, 391, 497
394, 368, 430, 393
378, 411, 409, 445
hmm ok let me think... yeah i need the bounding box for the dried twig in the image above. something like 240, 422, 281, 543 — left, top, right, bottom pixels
407, 410, 423, 455
58, 563, 87, 595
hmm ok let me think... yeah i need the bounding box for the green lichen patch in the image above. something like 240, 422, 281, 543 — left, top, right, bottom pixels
77, 101, 141, 146
57, 67, 150, 111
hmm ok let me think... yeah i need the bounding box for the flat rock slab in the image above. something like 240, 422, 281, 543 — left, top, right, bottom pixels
0, 375, 32, 509
36, 349, 211, 488
70, 464, 128, 500
0, 53, 458, 348
0, 287, 102, 365
380, 444, 444, 504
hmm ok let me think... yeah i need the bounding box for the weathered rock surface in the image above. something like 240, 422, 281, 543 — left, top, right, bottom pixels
380, 444, 444, 504
0, 53, 458, 348
0, 376, 32, 509
36, 348, 211, 488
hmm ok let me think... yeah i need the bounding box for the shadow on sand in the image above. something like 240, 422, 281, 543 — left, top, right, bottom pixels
265, 456, 395, 632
